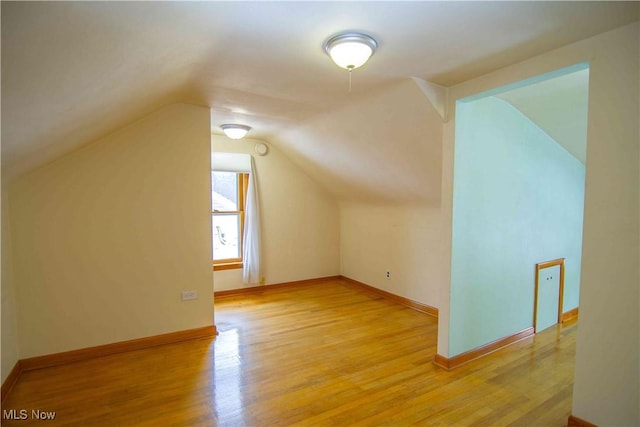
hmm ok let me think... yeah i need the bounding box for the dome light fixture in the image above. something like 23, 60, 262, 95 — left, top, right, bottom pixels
323, 32, 377, 70
323, 32, 377, 92
220, 124, 251, 140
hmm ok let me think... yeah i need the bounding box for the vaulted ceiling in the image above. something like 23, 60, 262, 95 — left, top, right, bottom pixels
2, 2, 637, 202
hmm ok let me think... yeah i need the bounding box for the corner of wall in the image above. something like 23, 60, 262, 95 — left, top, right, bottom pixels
211, 135, 340, 290
1, 179, 21, 383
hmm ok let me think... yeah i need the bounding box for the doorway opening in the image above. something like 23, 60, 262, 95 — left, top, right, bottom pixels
448, 62, 589, 356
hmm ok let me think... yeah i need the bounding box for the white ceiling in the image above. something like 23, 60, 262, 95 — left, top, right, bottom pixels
2, 2, 637, 201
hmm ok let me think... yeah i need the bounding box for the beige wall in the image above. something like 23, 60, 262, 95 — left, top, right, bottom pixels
1, 181, 20, 382
572, 22, 639, 426
440, 22, 639, 425
436, 120, 455, 356
211, 135, 340, 291
8, 103, 214, 358
330, 78, 445, 311
340, 203, 442, 308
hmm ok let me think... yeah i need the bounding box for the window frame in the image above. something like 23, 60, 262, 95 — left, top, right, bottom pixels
212, 172, 249, 271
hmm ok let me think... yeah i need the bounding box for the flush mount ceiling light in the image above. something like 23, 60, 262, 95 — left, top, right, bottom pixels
323, 32, 377, 92
324, 32, 377, 70
220, 124, 251, 140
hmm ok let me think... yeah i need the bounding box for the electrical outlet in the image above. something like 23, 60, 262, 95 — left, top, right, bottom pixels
386, 271, 391, 279
181, 290, 198, 301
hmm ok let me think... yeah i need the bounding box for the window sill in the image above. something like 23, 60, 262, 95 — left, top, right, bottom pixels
213, 262, 243, 271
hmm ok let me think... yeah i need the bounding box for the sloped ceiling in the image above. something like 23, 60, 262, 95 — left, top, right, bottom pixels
498, 69, 589, 164
2, 2, 638, 202
275, 79, 443, 204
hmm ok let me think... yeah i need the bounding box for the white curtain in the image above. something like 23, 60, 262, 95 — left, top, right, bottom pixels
243, 156, 262, 284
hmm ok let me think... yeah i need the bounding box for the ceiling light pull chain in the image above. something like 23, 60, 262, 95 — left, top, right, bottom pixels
348, 66, 353, 93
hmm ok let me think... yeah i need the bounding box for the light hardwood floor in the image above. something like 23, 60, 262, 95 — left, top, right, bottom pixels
1, 279, 576, 426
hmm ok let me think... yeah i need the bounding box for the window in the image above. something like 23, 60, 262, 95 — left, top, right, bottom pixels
212, 171, 249, 270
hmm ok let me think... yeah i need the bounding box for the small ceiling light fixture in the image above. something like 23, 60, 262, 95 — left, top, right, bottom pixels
220, 124, 251, 140
323, 32, 377, 92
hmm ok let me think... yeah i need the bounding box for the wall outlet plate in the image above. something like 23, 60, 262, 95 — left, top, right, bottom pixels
181, 290, 198, 300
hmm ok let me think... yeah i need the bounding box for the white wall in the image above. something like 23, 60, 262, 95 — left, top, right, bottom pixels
8, 103, 214, 358
211, 135, 340, 291
440, 22, 639, 425
340, 203, 441, 308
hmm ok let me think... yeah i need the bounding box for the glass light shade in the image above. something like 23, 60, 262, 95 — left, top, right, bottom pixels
221, 124, 251, 140
328, 42, 373, 70
324, 33, 377, 70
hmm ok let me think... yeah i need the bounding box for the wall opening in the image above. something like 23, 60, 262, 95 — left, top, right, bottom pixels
448, 62, 589, 357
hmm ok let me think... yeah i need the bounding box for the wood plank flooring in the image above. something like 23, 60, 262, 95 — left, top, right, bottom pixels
1, 279, 577, 426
